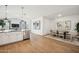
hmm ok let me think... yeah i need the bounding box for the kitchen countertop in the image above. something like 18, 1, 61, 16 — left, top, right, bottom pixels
0, 29, 30, 33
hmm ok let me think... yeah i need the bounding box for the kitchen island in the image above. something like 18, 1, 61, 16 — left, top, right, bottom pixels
0, 30, 30, 45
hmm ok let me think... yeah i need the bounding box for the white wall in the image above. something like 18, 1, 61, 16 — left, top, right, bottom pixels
5, 15, 79, 36
50, 19, 57, 31
3, 18, 28, 30
31, 17, 51, 35
42, 17, 51, 35
9, 18, 21, 24
25, 19, 31, 30
50, 15, 79, 34
31, 17, 43, 35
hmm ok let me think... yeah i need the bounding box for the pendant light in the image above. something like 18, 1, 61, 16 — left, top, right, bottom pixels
20, 6, 27, 30
4, 5, 8, 20
21, 6, 24, 20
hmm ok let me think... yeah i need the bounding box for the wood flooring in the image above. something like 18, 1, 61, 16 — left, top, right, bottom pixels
0, 33, 79, 53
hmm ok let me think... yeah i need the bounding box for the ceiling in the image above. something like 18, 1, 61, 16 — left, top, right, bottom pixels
0, 5, 79, 19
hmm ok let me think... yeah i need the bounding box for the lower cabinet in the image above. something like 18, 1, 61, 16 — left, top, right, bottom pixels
0, 32, 23, 45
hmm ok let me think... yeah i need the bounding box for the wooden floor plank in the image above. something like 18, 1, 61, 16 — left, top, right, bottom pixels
0, 33, 79, 53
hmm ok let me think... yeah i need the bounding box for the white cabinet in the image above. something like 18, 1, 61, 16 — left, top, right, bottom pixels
0, 32, 23, 45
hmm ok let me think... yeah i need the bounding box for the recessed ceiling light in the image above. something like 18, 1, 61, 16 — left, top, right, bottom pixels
58, 14, 62, 17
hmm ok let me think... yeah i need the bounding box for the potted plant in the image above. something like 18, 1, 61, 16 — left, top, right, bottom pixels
0, 20, 6, 30
75, 22, 79, 36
